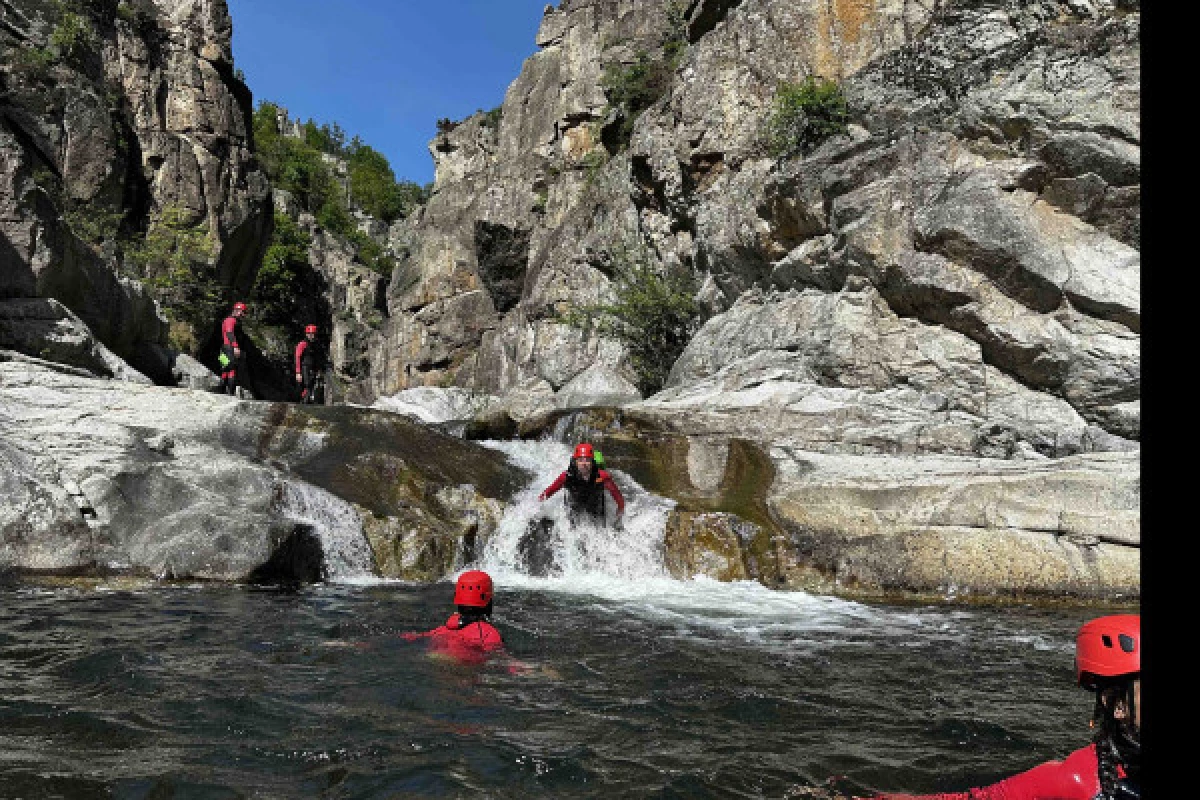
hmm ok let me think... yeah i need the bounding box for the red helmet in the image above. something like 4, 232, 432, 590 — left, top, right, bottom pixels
573, 443, 594, 460
304, 324, 318, 334
232, 302, 247, 313
453, 570, 493, 608
1075, 614, 1139, 689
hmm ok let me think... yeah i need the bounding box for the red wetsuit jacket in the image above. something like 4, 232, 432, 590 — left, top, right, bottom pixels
872, 744, 1124, 800
401, 614, 504, 664
539, 468, 625, 515
221, 315, 240, 350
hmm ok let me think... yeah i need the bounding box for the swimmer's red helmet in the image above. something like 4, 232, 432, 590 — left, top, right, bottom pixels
573, 443, 594, 460
454, 570, 493, 608
1075, 614, 1140, 689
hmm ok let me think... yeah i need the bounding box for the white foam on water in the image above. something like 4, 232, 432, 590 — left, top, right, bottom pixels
467, 439, 918, 640
275, 480, 377, 582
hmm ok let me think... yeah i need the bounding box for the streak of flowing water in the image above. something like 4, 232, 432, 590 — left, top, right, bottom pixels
275, 479, 377, 582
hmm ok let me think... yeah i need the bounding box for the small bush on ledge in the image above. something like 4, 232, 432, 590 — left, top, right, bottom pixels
765, 77, 850, 158
563, 245, 700, 396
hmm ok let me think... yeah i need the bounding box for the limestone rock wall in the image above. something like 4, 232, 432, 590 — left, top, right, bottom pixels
345, 0, 1139, 599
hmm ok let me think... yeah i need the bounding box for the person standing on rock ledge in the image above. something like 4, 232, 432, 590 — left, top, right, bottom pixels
538, 442, 626, 530
217, 301, 247, 396
294, 324, 322, 404
862, 614, 1141, 800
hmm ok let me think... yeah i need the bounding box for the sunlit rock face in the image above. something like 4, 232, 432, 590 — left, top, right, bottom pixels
1, 0, 271, 381
363, 0, 1138, 446
0, 0, 1140, 599
516, 406, 1137, 601
356, 0, 1138, 598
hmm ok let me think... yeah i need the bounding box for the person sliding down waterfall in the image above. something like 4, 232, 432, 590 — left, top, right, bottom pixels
294, 324, 322, 404
217, 301, 247, 396
538, 442, 626, 530
400, 570, 503, 665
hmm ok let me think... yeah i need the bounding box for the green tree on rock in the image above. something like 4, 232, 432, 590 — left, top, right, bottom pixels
252, 212, 314, 326
565, 245, 700, 396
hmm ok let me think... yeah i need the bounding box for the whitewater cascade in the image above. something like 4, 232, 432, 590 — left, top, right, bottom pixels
274, 480, 377, 582
369, 391, 881, 633
465, 438, 890, 638
474, 440, 675, 584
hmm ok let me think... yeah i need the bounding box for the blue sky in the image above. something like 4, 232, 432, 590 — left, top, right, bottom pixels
227, 0, 554, 185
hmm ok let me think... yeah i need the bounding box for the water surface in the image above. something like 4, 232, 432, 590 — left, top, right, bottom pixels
1, 580, 1100, 799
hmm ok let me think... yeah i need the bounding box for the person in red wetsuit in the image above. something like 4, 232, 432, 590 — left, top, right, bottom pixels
537, 442, 626, 529
864, 614, 1141, 800
401, 570, 504, 664
217, 301, 247, 396
294, 324, 321, 404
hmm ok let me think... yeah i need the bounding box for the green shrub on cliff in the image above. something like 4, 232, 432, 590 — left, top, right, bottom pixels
600, 2, 689, 150
253, 103, 339, 214
764, 77, 850, 158
303, 119, 346, 155
8, 45, 56, 81
122, 206, 220, 350
564, 245, 700, 396
50, 8, 96, 62
346, 141, 424, 223
251, 212, 313, 326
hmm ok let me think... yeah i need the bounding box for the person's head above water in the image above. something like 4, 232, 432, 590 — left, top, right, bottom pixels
231, 301, 247, 317
454, 569, 494, 619
1076, 614, 1140, 761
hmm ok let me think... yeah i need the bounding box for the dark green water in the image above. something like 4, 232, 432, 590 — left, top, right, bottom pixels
0, 581, 1104, 799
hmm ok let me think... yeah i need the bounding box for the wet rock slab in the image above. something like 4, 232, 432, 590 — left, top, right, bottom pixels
0, 357, 528, 583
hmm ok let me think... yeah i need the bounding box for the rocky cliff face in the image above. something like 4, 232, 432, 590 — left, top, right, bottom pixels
361, 0, 1139, 445
1, 0, 271, 381
362, 0, 1139, 599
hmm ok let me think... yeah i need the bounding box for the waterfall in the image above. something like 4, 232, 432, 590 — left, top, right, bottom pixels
274, 480, 377, 583
473, 440, 675, 586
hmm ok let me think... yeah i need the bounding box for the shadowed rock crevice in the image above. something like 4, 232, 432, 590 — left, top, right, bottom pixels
684, 0, 745, 43
474, 220, 532, 313
247, 524, 325, 585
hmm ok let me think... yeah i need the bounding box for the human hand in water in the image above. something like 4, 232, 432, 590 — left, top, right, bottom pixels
537, 491, 547, 501
613, 516, 624, 531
